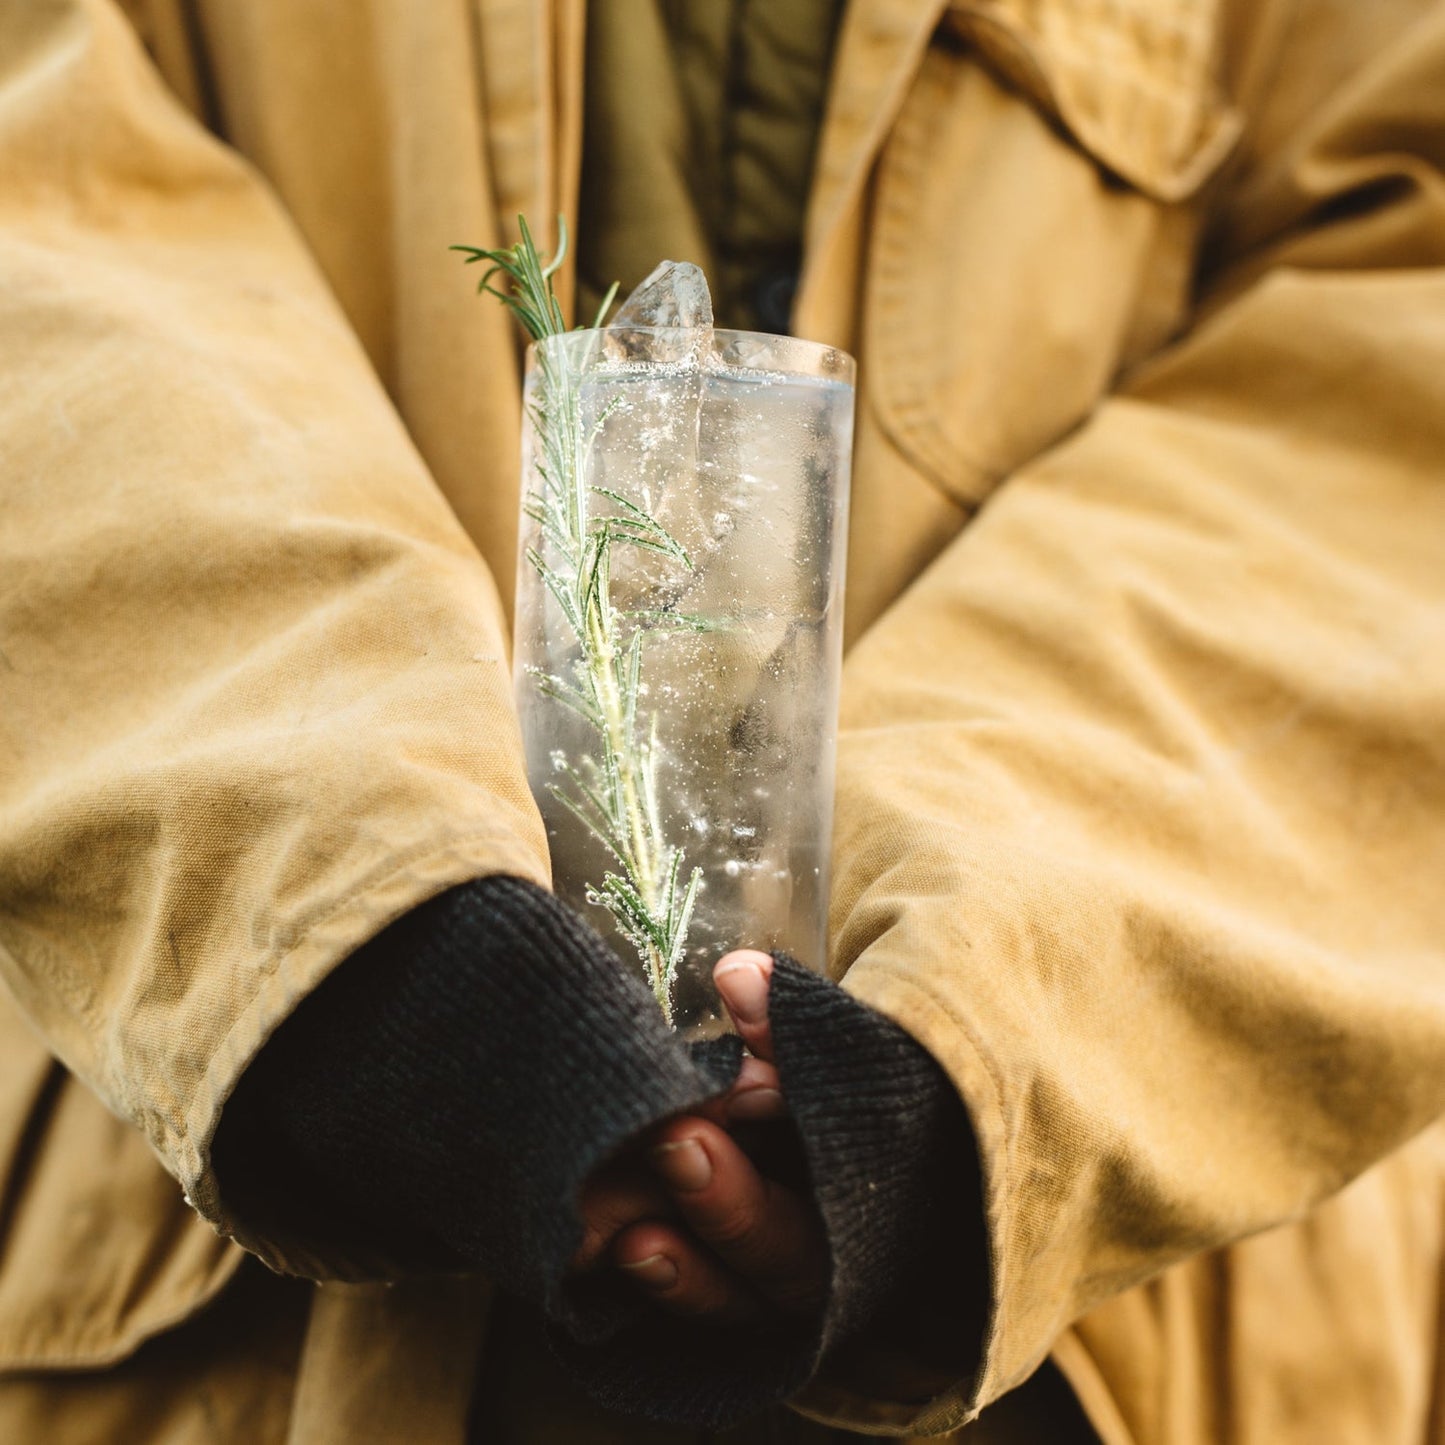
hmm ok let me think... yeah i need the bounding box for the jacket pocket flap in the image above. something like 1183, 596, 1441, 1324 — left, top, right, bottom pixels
945, 0, 1241, 201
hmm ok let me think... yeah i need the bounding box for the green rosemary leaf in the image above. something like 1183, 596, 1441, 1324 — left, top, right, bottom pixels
587, 879, 652, 956
547, 783, 627, 871
589, 874, 648, 937
529, 669, 602, 729
581, 528, 613, 628
590, 279, 620, 330
554, 758, 624, 839
667, 868, 703, 981
621, 628, 643, 744
591, 487, 680, 540
598, 873, 673, 957
590, 493, 692, 568
603, 527, 689, 563
626, 609, 724, 634
600, 734, 627, 840
530, 513, 579, 567
661, 846, 684, 930
527, 548, 583, 636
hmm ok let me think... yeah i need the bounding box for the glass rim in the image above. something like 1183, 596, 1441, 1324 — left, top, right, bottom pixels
527, 326, 856, 385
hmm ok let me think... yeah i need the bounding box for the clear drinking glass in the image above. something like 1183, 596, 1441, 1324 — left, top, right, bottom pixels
513, 325, 854, 1033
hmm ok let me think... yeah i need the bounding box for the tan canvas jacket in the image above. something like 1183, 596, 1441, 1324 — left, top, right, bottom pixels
1, 0, 1444, 1441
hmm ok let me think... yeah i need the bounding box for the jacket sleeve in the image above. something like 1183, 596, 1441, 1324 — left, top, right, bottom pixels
0, 0, 549, 1267
799, 9, 1445, 1436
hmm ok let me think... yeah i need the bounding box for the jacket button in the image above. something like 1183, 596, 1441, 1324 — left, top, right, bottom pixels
754, 270, 798, 334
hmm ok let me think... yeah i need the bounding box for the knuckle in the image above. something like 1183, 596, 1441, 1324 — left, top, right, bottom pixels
702, 1201, 758, 1250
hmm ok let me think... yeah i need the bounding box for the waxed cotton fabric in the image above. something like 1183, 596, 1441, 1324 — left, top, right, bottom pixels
2, 0, 1445, 1442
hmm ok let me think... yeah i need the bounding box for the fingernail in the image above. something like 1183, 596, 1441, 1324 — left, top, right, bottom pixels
619, 1253, 677, 1289
715, 956, 769, 1025
728, 1087, 784, 1123
651, 1138, 712, 1191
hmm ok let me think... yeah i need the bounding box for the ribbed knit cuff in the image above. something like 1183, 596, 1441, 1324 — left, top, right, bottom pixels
550, 955, 989, 1428
212, 876, 741, 1305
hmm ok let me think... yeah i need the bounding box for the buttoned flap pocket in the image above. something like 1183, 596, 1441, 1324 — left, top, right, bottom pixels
0, 997, 243, 1372
944, 0, 1242, 202
863, 0, 1240, 514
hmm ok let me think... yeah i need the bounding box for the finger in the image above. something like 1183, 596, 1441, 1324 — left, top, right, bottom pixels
688, 1050, 784, 1131
613, 1220, 760, 1324
714, 950, 774, 1061
650, 1118, 828, 1315
573, 1163, 676, 1272
724, 1053, 785, 1124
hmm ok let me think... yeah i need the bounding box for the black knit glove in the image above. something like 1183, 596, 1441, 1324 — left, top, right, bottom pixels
212, 876, 742, 1309
551, 954, 989, 1426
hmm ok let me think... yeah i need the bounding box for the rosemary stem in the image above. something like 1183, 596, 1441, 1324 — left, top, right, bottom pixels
459, 216, 692, 1026
562, 348, 671, 1018
584, 602, 671, 1019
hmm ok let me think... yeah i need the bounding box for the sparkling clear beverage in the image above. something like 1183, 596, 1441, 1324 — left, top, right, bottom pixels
514, 325, 854, 1032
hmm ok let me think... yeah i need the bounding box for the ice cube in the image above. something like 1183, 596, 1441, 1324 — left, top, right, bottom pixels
613, 261, 714, 331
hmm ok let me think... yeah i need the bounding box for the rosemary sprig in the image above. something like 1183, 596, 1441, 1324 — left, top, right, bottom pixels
454, 217, 699, 1024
